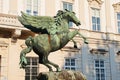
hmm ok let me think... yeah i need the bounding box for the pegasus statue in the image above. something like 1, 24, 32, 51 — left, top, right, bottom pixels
18, 9, 88, 72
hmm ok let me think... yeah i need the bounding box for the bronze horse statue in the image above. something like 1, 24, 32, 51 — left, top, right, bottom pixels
18, 9, 88, 71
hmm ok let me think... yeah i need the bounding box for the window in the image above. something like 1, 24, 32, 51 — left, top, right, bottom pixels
64, 58, 76, 70
117, 62, 120, 72
0, 0, 3, 12
117, 13, 120, 33
26, 0, 38, 15
92, 8, 101, 31
63, 2, 73, 11
25, 57, 39, 80
63, 2, 73, 27
94, 60, 105, 80
117, 62, 120, 78
0, 55, 1, 76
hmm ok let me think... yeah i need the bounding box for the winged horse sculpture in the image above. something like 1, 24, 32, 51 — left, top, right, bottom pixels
18, 9, 88, 71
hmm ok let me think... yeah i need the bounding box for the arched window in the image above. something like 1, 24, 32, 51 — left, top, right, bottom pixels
88, 0, 103, 31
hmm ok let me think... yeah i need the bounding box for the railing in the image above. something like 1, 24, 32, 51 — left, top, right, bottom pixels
0, 13, 23, 27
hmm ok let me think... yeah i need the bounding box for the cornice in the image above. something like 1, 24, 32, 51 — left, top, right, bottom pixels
61, 46, 80, 52
113, 2, 120, 12
88, 0, 103, 5
0, 13, 17, 18
0, 41, 8, 47
62, 0, 74, 3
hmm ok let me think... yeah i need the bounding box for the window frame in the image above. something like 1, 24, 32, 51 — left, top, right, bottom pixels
0, 0, 3, 12
117, 13, 120, 33
25, 57, 39, 80
116, 61, 120, 79
117, 62, 120, 72
26, 0, 39, 15
94, 59, 106, 80
63, 2, 73, 11
64, 58, 76, 71
0, 55, 2, 76
63, 1, 73, 27
91, 8, 101, 31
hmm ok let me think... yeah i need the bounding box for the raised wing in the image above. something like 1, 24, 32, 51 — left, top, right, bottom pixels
18, 12, 55, 34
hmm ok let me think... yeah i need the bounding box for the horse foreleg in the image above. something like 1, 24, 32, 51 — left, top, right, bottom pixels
41, 54, 53, 71
44, 54, 60, 72
47, 60, 60, 72
72, 39, 77, 48
43, 63, 53, 71
77, 32, 88, 44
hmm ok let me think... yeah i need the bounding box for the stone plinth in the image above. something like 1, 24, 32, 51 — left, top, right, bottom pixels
37, 70, 86, 80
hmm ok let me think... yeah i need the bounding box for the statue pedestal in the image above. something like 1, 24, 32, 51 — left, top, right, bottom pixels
37, 70, 86, 80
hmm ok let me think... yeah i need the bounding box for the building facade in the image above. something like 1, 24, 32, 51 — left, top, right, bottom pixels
0, 0, 120, 80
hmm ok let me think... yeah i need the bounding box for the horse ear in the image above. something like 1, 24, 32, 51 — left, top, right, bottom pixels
58, 10, 64, 14
72, 12, 76, 14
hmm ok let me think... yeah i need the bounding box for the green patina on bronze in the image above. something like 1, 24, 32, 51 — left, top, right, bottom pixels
18, 9, 88, 72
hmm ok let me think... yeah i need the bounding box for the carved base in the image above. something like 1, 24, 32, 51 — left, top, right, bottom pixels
37, 70, 86, 80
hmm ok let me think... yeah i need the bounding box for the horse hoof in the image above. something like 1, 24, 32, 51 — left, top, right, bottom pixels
49, 69, 53, 72
74, 45, 77, 48
85, 41, 88, 44
56, 68, 61, 72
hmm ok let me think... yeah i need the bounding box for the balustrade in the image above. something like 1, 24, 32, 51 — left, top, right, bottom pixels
0, 13, 22, 27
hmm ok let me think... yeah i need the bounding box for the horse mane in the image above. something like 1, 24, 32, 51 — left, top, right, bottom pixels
36, 16, 54, 22
31, 10, 65, 27
54, 10, 65, 26
19, 10, 76, 34
34, 10, 66, 27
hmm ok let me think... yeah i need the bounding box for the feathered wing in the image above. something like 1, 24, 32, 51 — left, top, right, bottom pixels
18, 11, 55, 34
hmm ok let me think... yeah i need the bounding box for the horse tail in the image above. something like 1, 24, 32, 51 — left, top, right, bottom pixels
21, 36, 33, 54
22, 36, 33, 54
25, 36, 33, 49
20, 36, 33, 68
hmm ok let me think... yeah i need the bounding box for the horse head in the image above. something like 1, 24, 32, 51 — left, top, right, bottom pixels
55, 9, 81, 26
63, 9, 81, 26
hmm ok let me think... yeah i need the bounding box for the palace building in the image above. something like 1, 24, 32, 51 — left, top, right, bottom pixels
0, 0, 120, 80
